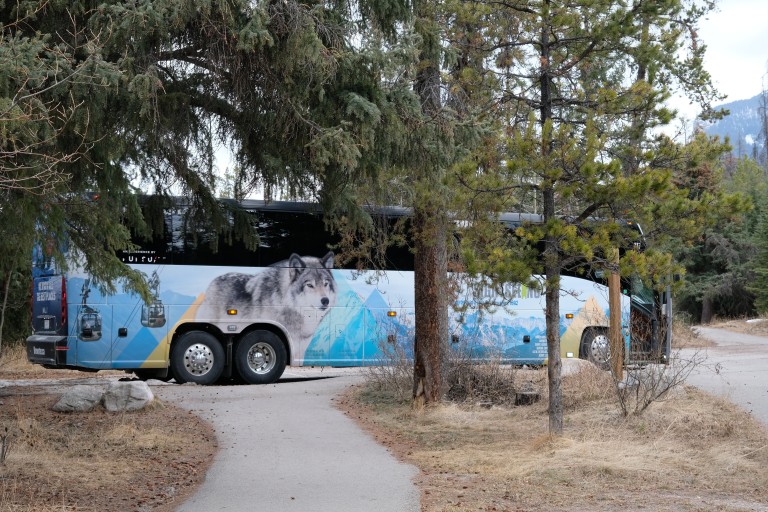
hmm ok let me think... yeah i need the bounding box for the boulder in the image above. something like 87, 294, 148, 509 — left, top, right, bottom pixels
52, 385, 105, 412
561, 357, 594, 376
102, 381, 154, 412
52, 381, 155, 413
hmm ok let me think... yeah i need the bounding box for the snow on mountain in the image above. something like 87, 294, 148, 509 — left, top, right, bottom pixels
701, 93, 764, 154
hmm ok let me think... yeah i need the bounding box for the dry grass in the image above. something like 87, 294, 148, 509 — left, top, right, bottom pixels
0, 344, 125, 380
340, 365, 768, 512
672, 317, 715, 349
710, 317, 768, 337
0, 346, 216, 512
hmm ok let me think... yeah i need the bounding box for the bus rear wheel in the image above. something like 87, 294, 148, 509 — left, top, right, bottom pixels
235, 331, 287, 384
171, 331, 225, 385
581, 328, 610, 370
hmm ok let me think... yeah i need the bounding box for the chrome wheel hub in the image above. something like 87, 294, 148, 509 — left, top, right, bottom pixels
184, 343, 215, 376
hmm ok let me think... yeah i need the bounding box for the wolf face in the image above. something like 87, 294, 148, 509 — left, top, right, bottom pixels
196, 252, 337, 358
248, 252, 336, 314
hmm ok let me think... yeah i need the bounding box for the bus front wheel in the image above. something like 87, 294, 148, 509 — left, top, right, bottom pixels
580, 328, 610, 370
235, 330, 287, 384
171, 331, 225, 385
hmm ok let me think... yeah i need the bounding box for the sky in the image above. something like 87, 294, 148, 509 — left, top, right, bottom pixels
672, 0, 768, 118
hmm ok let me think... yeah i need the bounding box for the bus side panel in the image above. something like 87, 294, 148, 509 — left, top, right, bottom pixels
66, 279, 112, 369
54, 264, 629, 371
306, 270, 416, 366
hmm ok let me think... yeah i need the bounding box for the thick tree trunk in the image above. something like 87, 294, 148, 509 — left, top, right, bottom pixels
411, 0, 448, 407
412, 206, 449, 406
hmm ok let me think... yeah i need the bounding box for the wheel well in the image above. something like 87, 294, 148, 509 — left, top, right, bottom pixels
172, 323, 222, 344
579, 326, 607, 357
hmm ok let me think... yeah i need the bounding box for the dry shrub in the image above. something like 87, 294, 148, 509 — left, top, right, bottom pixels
363, 341, 413, 404
559, 363, 614, 409
671, 314, 713, 348
0, 345, 33, 375
363, 340, 528, 407
444, 353, 519, 406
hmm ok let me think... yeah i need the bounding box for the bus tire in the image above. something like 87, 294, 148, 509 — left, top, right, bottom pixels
580, 328, 610, 370
170, 331, 225, 385
235, 330, 287, 384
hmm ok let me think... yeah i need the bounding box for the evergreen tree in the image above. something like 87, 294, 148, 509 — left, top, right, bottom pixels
750, 196, 768, 314
674, 154, 761, 322
0, 0, 410, 346
440, 0, 737, 433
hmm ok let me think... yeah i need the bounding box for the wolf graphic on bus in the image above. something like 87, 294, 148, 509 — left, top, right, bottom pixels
196, 251, 337, 352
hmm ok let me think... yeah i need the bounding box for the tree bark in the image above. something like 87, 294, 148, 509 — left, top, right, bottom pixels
411, 0, 448, 407
701, 296, 713, 324
539, 0, 564, 435
412, 206, 449, 406
0, 273, 10, 357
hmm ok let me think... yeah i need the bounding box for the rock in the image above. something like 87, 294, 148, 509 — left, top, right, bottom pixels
102, 381, 154, 412
561, 357, 594, 376
52, 385, 105, 412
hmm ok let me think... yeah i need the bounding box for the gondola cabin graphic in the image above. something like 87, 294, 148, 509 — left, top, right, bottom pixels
77, 279, 102, 341
141, 270, 166, 328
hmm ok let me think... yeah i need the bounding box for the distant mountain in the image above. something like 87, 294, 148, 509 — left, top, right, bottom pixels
700, 93, 764, 155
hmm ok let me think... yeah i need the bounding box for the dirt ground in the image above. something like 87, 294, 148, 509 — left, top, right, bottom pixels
0, 352, 216, 512
2, 318, 768, 511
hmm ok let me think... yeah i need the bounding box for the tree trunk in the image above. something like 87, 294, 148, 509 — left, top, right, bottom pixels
411, 0, 448, 407
543, 193, 563, 435
539, 0, 564, 435
412, 206, 449, 406
700, 296, 713, 324
0, 273, 10, 357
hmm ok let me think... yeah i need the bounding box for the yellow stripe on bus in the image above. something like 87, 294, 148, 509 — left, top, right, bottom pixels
140, 294, 205, 368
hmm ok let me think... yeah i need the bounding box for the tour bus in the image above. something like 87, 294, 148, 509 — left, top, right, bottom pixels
26, 199, 670, 385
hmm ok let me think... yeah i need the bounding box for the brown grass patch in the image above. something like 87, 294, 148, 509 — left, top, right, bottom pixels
0, 391, 216, 512
0, 347, 217, 511
0, 344, 125, 380
340, 367, 768, 511
710, 317, 768, 337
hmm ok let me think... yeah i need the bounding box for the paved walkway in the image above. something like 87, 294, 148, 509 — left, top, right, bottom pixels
153, 368, 420, 512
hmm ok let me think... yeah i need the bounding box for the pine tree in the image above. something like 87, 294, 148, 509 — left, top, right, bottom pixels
437, 0, 734, 433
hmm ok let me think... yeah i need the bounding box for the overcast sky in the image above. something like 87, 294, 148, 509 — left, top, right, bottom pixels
672, 0, 768, 118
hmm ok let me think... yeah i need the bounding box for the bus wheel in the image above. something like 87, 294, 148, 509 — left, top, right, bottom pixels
171, 331, 225, 385
581, 328, 610, 370
235, 330, 287, 384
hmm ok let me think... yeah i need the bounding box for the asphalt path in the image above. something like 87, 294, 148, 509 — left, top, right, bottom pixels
153, 367, 420, 512
682, 325, 768, 426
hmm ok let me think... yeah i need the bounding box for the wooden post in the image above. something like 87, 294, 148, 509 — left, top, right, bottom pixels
608, 248, 623, 380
